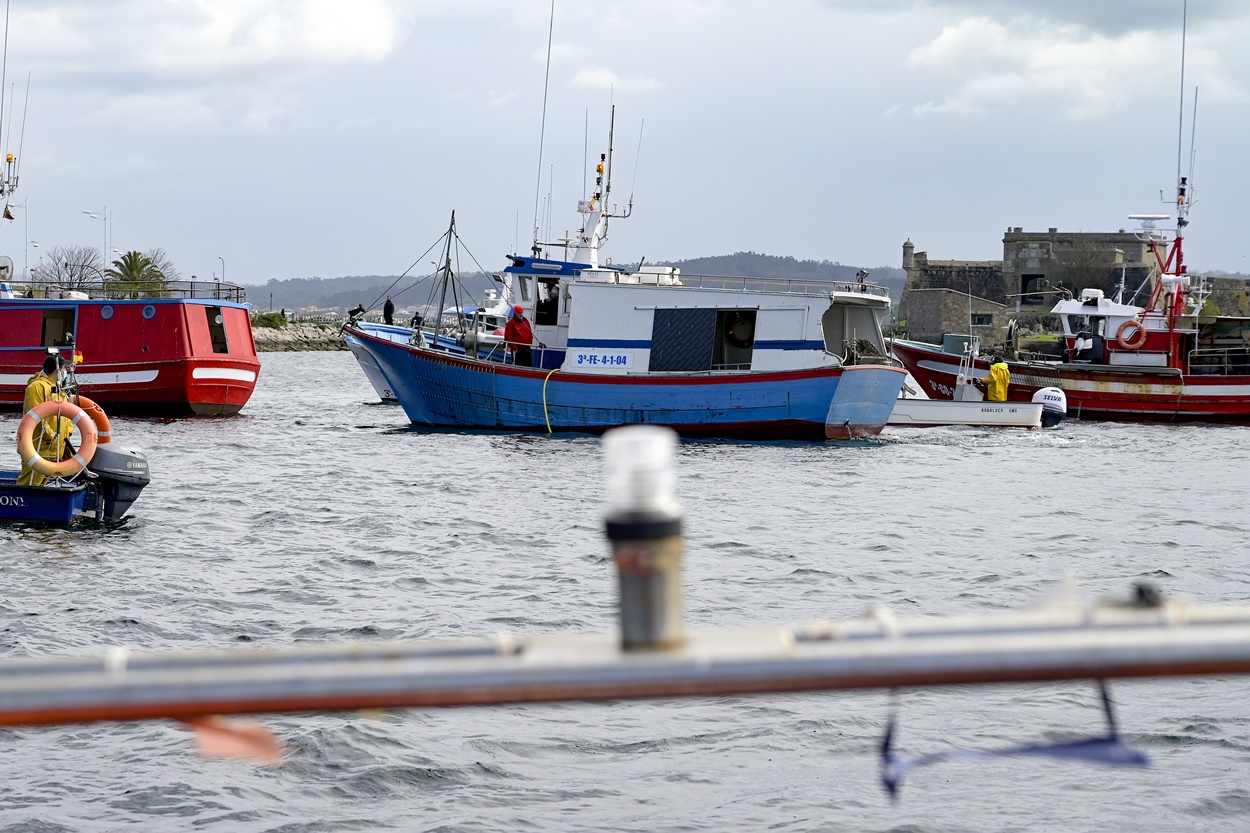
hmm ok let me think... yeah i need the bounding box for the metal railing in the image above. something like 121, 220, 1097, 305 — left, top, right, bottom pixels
628, 272, 891, 300
8, 278, 248, 303
1188, 347, 1250, 375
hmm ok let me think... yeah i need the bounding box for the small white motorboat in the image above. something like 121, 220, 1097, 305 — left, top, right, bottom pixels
888, 342, 1066, 429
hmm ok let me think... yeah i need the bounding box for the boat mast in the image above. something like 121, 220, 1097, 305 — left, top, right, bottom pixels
0, 0, 16, 203
434, 211, 460, 336
1141, 0, 1195, 350
568, 107, 630, 269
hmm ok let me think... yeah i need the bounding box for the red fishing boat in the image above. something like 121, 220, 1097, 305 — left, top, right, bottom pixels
893, 175, 1250, 422
0, 278, 260, 416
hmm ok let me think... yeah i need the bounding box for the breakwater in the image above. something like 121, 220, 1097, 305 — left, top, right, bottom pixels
251, 321, 348, 351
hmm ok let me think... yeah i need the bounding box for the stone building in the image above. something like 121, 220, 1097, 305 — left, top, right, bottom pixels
900, 229, 1159, 347
899, 287, 1009, 348
1002, 227, 1152, 310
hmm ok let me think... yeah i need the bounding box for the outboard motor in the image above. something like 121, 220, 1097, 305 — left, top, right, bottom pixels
85, 446, 151, 521
1032, 387, 1068, 428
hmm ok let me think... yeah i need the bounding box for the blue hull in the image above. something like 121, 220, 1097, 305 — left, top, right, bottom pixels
352, 329, 905, 440
0, 476, 92, 524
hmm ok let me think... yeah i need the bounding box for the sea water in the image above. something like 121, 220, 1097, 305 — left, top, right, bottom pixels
1, 351, 1249, 832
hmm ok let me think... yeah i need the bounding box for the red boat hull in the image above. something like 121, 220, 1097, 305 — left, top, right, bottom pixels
0, 298, 260, 416
891, 339, 1250, 422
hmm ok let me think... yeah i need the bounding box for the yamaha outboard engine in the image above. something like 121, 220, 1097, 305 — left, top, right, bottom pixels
1032, 387, 1068, 428
85, 446, 151, 521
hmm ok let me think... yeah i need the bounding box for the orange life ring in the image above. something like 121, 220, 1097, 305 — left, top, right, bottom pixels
72, 395, 112, 444
16, 400, 99, 479
1116, 320, 1147, 350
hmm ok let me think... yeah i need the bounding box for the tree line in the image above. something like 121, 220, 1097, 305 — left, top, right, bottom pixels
32, 244, 181, 295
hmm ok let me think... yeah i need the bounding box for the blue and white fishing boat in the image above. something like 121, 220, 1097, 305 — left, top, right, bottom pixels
345, 215, 519, 403
345, 321, 420, 403
346, 126, 905, 440
345, 257, 513, 403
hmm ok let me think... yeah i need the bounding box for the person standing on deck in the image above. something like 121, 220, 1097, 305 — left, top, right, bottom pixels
504, 305, 534, 367
383, 296, 395, 326
17, 351, 73, 487
979, 354, 1011, 402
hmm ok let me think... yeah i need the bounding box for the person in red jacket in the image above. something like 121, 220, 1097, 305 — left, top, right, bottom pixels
504, 305, 534, 366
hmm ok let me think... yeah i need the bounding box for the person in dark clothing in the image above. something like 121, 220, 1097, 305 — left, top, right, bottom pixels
410, 310, 425, 328
383, 296, 395, 325
504, 305, 534, 367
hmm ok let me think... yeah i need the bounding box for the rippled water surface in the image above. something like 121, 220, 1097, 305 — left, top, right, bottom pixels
3, 351, 1250, 831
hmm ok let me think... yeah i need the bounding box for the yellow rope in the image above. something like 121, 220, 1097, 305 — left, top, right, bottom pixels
542, 366, 560, 433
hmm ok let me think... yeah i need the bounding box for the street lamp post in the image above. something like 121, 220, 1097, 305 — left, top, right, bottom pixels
11, 197, 32, 279
83, 206, 111, 274
218, 255, 226, 284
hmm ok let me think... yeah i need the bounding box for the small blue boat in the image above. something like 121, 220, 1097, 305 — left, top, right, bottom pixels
0, 446, 151, 524
0, 476, 93, 523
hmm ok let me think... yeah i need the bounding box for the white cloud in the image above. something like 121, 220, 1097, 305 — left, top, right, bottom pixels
12, 0, 406, 130
818, 0, 1250, 36
569, 68, 663, 92
905, 17, 1244, 118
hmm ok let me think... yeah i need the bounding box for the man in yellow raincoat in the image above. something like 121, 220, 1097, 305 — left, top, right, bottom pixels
984, 355, 1011, 402
17, 351, 73, 486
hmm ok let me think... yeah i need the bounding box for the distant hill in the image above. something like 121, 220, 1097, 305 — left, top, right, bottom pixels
244, 252, 905, 313
244, 272, 501, 313
658, 252, 905, 299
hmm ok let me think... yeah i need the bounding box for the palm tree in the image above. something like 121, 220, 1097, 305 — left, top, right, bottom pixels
104, 251, 167, 298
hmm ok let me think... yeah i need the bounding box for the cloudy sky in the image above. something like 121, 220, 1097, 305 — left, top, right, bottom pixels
4, 0, 1248, 287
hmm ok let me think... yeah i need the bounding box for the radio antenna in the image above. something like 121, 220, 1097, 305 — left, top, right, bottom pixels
530, 0, 556, 257
1174, 0, 1188, 190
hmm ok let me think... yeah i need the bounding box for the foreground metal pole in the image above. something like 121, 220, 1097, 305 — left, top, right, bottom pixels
3, 596, 1250, 727
5, 427, 1250, 729
603, 426, 685, 650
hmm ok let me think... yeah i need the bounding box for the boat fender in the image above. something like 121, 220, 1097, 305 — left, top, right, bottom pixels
16, 400, 100, 478
72, 395, 112, 445
1116, 320, 1147, 350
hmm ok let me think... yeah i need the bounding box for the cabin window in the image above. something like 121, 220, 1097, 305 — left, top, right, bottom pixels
649, 308, 716, 372
971, 313, 993, 327
536, 279, 560, 326
41, 309, 75, 347
516, 276, 532, 302
713, 309, 755, 370
822, 305, 885, 361
205, 306, 230, 354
